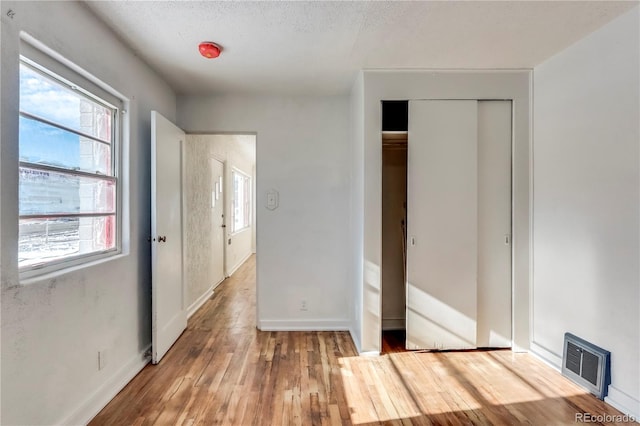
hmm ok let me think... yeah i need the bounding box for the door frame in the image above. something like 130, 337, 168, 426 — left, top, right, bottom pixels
209, 155, 227, 284
181, 131, 259, 324
360, 70, 532, 357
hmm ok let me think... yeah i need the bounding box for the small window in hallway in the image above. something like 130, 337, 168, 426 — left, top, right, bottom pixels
232, 169, 251, 233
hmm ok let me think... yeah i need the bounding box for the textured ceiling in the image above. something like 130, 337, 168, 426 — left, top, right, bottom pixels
85, 1, 637, 96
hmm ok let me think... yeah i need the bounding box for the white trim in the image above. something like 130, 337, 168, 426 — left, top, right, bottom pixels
186, 279, 224, 319
529, 340, 562, 370
359, 351, 381, 357
20, 252, 127, 285
227, 251, 252, 278
382, 318, 405, 331
531, 342, 640, 419
362, 70, 531, 354
17, 38, 129, 282
231, 167, 251, 233
349, 327, 362, 354
20, 32, 128, 101
605, 386, 640, 419
58, 345, 151, 426
258, 319, 350, 331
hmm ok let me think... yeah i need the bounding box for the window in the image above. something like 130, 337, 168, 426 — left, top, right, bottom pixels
18, 55, 121, 272
232, 169, 251, 233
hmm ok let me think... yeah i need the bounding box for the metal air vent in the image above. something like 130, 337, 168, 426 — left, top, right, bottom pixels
562, 333, 611, 400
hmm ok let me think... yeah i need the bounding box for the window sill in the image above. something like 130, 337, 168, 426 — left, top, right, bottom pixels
19, 250, 125, 286
231, 227, 250, 236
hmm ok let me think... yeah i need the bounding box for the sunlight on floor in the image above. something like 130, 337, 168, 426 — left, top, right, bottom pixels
339, 354, 424, 423
338, 350, 591, 424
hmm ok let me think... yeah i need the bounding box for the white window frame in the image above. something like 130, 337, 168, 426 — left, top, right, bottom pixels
18, 41, 126, 279
231, 168, 251, 234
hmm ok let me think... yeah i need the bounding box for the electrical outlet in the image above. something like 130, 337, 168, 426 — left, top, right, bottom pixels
98, 350, 107, 370
300, 300, 308, 311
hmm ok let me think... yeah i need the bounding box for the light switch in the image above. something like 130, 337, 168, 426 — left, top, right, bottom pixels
266, 189, 279, 210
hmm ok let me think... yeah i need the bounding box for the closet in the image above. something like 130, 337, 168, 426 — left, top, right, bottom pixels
381, 100, 513, 351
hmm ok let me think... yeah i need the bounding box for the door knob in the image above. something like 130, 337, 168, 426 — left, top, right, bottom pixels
158, 236, 167, 242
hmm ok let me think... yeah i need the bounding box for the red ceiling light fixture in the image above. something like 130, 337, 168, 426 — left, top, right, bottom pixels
198, 41, 222, 59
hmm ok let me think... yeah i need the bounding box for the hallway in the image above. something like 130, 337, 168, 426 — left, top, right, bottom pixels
91, 256, 633, 425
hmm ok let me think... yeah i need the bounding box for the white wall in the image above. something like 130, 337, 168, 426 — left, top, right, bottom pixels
349, 73, 365, 351
178, 95, 352, 331
184, 134, 255, 313
0, 2, 176, 424
359, 70, 531, 354
532, 6, 639, 416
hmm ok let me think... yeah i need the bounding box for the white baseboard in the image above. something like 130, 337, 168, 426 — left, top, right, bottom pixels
227, 251, 252, 277
531, 342, 639, 419
349, 327, 362, 354
529, 340, 562, 371
382, 318, 405, 331
59, 345, 151, 425
186, 278, 224, 319
605, 386, 640, 419
346, 326, 380, 356
258, 319, 350, 331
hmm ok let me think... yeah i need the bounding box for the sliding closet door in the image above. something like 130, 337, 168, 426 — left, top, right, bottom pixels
406, 100, 513, 351
406, 100, 478, 350
476, 101, 512, 348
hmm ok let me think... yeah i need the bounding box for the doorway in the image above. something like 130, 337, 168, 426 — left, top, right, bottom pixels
381, 132, 408, 336
183, 134, 256, 318
150, 111, 257, 364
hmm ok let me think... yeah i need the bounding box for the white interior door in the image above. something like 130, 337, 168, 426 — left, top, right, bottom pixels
210, 158, 225, 286
407, 100, 479, 350
476, 101, 512, 348
151, 111, 187, 364
406, 100, 512, 351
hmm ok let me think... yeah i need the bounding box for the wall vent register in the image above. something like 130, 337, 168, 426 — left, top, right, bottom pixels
561, 333, 611, 400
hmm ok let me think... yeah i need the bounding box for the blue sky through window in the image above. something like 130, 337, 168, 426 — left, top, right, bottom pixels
19, 62, 115, 172
20, 64, 82, 128
18, 61, 117, 267
19, 116, 79, 167
19, 64, 82, 168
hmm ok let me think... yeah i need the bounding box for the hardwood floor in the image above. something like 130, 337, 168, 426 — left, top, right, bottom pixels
382, 330, 407, 354
91, 256, 635, 425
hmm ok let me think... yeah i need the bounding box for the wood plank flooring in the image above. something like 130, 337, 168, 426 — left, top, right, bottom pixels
91, 256, 636, 425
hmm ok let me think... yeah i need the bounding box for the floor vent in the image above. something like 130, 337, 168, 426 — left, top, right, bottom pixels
562, 333, 611, 400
